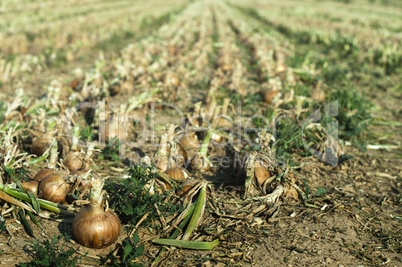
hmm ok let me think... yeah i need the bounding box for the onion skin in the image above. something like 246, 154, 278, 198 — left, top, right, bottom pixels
64, 151, 83, 171
175, 143, 188, 166
180, 132, 199, 149
254, 164, 271, 186
22, 181, 39, 195
33, 168, 55, 182
70, 168, 92, 190
31, 136, 70, 157
190, 153, 211, 172
31, 137, 52, 157
261, 90, 281, 105
165, 167, 189, 182
284, 186, 299, 200
72, 203, 121, 249
176, 179, 198, 197
165, 73, 180, 87
38, 173, 70, 204
155, 178, 172, 192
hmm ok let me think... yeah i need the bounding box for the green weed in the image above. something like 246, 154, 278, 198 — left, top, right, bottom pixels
329, 86, 372, 141
79, 125, 95, 142
98, 137, 122, 162
106, 165, 183, 228
0, 221, 5, 234
18, 235, 85, 267
99, 233, 144, 267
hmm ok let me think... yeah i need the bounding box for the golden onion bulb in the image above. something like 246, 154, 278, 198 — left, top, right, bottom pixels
190, 153, 211, 172
31, 137, 52, 157
64, 151, 84, 172
175, 179, 198, 197
33, 168, 55, 182
165, 167, 189, 182
254, 164, 271, 186
22, 181, 39, 195
38, 173, 70, 204
72, 203, 121, 249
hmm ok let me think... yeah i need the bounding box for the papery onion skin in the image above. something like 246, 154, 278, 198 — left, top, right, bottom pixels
175, 179, 198, 197
254, 165, 271, 186
38, 173, 70, 204
70, 168, 92, 190
261, 90, 281, 105
33, 168, 55, 182
64, 151, 83, 171
154, 156, 169, 172
174, 143, 188, 167
179, 132, 199, 149
165, 167, 189, 182
284, 186, 299, 200
22, 181, 39, 195
72, 203, 121, 249
190, 153, 211, 172
31, 137, 52, 157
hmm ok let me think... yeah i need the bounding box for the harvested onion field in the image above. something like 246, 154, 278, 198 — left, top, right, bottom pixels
0, 0, 401, 266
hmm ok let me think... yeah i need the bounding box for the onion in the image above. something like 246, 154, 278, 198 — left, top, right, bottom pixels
33, 138, 58, 182
70, 78, 83, 92
190, 153, 212, 172
219, 62, 232, 72
108, 83, 120, 96
72, 203, 121, 249
121, 80, 134, 94
153, 134, 170, 172
210, 99, 231, 144
190, 130, 213, 172
215, 117, 231, 128
284, 186, 299, 200
176, 179, 198, 197
31, 136, 52, 157
254, 163, 271, 186
104, 113, 129, 141
261, 90, 281, 105
165, 167, 189, 182
64, 151, 84, 171
31, 136, 70, 158
169, 142, 188, 168
311, 80, 325, 102
72, 179, 121, 249
65, 127, 92, 172
70, 169, 93, 190
211, 132, 222, 143
33, 168, 55, 182
176, 143, 188, 165
165, 73, 180, 87
180, 131, 199, 149
22, 181, 39, 195
38, 173, 70, 204
154, 156, 170, 172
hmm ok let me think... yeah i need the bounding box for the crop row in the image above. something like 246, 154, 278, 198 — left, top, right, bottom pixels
0, 0, 188, 84
0, 0, 378, 264
229, 0, 402, 74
